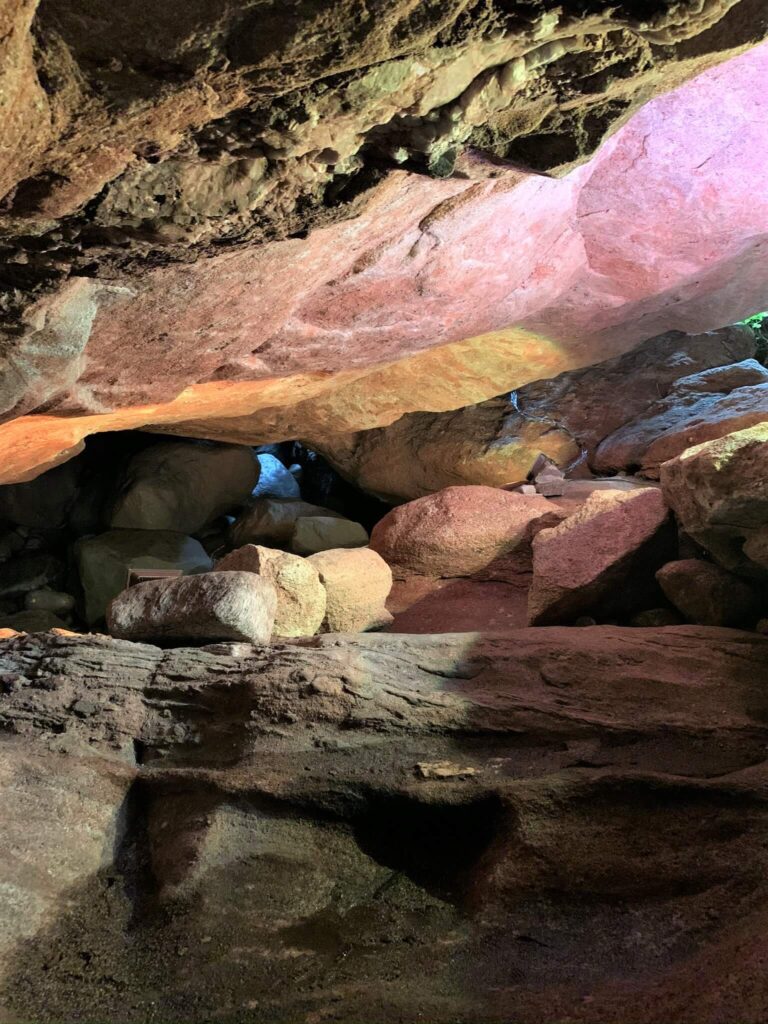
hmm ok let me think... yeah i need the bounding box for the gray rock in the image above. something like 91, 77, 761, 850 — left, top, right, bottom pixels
0, 460, 80, 529
107, 571, 277, 644
110, 441, 259, 534
252, 455, 301, 500
230, 498, 343, 549
0, 553, 64, 600
0, 610, 68, 632
24, 590, 76, 614
291, 516, 369, 555
75, 529, 212, 624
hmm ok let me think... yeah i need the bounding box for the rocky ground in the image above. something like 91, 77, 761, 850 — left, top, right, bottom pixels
2, 626, 768, 1024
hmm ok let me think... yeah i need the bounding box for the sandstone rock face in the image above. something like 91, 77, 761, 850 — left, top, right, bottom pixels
3, 42, 768, 482
0, 553, 64, 600
660, 423, 768, 578
528, 489, 672, 625
0, 609, 68, 633
109, 441, 259, 533
75, 529, 212, 623
307, 548, 393, 633
370, 485, 560, 579
317, 327, 756, 501
230, 498, 343, 549
107, 571, 277, 644
252, 454, 301, 500
216, 544, 326, 637
593, 360, 768, 477
656, 559, 762, 628
2, 627, 768, 1023
291, 516, 369, 556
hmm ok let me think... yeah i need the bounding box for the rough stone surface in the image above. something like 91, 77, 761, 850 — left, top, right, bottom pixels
0, 609, 68, 633
110, 441, 259, 534
0, 458, 80, 528
75, 529, 213, 624
593, 360, 768, 477
291, 516, 369, 556
2, 627, 768, 1023
317, 328, 756, 501
660, 422, 768, 578
252, 454, 301, 500
307, 548, 393, 633
656, 559, 763, 628
3, 42, 768, 481
107, 571, 277, 644
370, 485, 561, 579
230, 498, 343, 550
528, 489, 673, 625
216, 544, 326, 637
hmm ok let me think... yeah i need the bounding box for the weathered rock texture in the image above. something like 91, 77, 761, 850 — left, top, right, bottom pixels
317, 327, 757, 501
528, 488, 673, 624
307, 547, 393, 633
107, 571, 277, 643
370, 485, 561, 579
2, 627, 768, 1023
2, 34, 768, 481
656, 558, 763, 627
216, 544, 327, 637
661, 422, 768, 579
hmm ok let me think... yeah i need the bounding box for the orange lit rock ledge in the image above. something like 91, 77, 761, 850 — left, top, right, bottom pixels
0, 325, 564, 483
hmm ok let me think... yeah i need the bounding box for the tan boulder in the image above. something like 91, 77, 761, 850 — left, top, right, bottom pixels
307, 548, 393, 633
660, 422, 768, 577
291, 516, 369, 555
110, 441, 260, 533
370, 485, 561, 580
230, 498, 343, 549
528, 489, 673, 625
216, 544, 326, 637
107, 571, 277, 644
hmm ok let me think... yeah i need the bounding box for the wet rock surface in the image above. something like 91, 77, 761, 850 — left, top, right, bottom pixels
1, 627, 768, 1024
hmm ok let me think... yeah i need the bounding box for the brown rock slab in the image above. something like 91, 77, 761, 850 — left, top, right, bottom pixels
307, 547, 393, 633
370, 485, 561, 580
216, 544, 326, 637
656, 559, 762, 627
107, 571, 276, 644
528, 488, 673, 625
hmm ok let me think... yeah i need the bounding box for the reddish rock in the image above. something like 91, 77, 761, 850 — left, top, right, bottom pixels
230, 499, 342, 549
107, 571, 277, 644
370, 486, 561, 580
656, 559, 762, 627
528, 489, 673, 625
307, 547, 393, 633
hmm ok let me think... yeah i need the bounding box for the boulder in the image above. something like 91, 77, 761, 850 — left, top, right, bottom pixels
291, 516, 369, 556
315, 327, 756, 502
216, 544, 326, 637
110, 441, 259, 534
660, 422, 768, 578
230, 498, 343, 549
307, 548, 393, 633
251, 454, 301, 500
528, 489, 673, 625
107, 572, 277, 645
743, 528, 768, 570
75, 529, 212, 624
0, 610, 69, 633
370, 485, 561, 579
0, 458, 81, 529
593, 360, 768, 477
656, 559, 762, 628
24, 590, 75, 614
0, 553, 65, 600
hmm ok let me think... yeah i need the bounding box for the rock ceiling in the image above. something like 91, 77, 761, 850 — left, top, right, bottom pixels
1, 1, 768, 481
